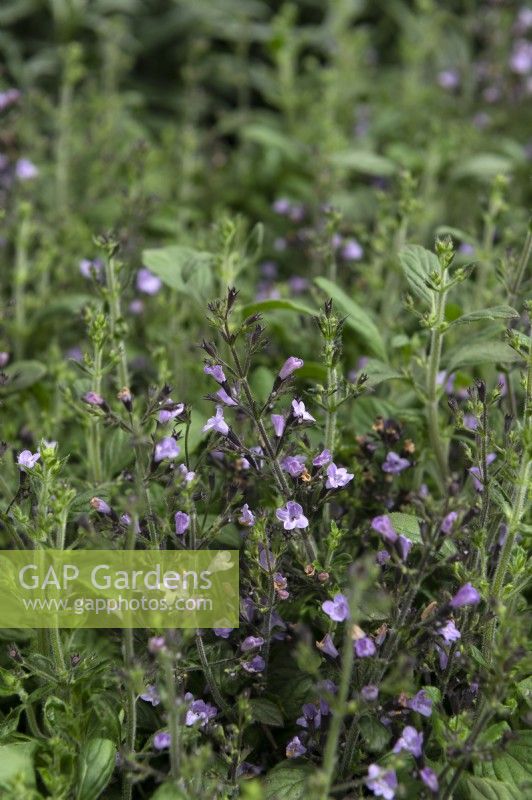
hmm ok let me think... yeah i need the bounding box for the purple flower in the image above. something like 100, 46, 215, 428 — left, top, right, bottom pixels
297, 702, 322, 730
289, 276, 309, 294
341, 238, 363, 261
214, 628, 233, 638
441, 511, 458, 534
316, 633, 339, 658
158, 400, 184, 423
174, 511, 190, 535
204, 364, 226, 384
129, 299, 144, 315
154, 437, 180, 462
148, 636, 166, 654
140, 685, 161, 706
153, 732, 171, 750
79, 258, 103, 278
438, 69, 460, 89
407, 690, 432, 717
313, 449, 332, 467
393, 725, 424, 757
241, 635, 264, 652
371, 515, 398, 543
178, 464, 195, 482
281, 454, 307, 477
291, 399, 315, 423
136, 268, 162, 295
15, 158, 38, 180
469, 453, 496, 491
83, 391, 105, 407
354, 636, 376, 658
271, 414, 285, 437
325, 462, 354, 489
322, 593, 349, 622
238, 503, 255, 527
361, 684, 379, 701
438, 619, 461, 644
286, 736, 307, 759
365, 764, 398, 800
450, 582, 481, 608
17, 450, 40, 469
242, 655, 265, 673
279, 357, 304, 380
397, 535, 412, 561
0, 88, 20, 110
382, 451, 410, 474
376, 550, 391, 565
510, 39, 532, 74
90, 497, 111, 514
203, 406, 229, 436
274, 572, 289, 600
258, 545, 276, 571
420, 767, 439, 793
185, 699, 218, 727
272, 198, 291, 215
276, 500, 309, 530
0, 352, 9, 367
216, 387, 237, 406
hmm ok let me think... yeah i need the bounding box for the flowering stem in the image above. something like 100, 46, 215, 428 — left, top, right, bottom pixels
13, 203, 31, 361
122, 520, 137, 800
161, 650, 181, 782
104, 254, 129, 389
426, 282, 449, 486
195, 632, 234, 719
88, 345, 104, 484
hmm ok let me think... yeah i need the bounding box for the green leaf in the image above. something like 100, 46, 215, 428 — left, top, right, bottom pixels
446, 341, 523, 371
362, 359, 403, 389
399, 245, 439, 305
314, 277, 386, 360
240, 124, 301, 158
240, 298, 316, 317
389, 512, 421, 543
448, 306, 519, 327
475, 730, 532, 797
328, 149, 397, 177
0, 360, 47, 394
359, 715, 391, 752
150, 784, 189, 800
452, 154, 516, 181
264, 762, 313, 800
0, 742, 36, 789
142, 245, 214, 303
249, 698, 284, 727
465, 776, 521, 800
76, 738, 116, 800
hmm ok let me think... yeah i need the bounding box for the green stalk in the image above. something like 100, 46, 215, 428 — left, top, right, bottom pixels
13, 204, 31, 360
161, 650, 181, 782
88, 345, 104, 484
426, 279, 449, 485
122, 519, 137, 800
104, 254, 129, 389
195, 633, 233, 718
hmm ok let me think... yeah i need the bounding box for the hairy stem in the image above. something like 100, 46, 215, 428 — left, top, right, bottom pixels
426, 281, 449, 485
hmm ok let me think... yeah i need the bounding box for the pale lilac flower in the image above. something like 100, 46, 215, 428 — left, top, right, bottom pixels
407, 690, 432, 717
313, 449, 331, 467
174, 511, 190, 535
148, 636, 166, 654
450, 582, 481, 608
136, 268, 162, 295
420, 767, 439, 793
469, 453, 496, 491
17, 450, 40, 469
289, 276, 309, 294
129, 299, 144, 315
83, 391, 105, 407
376, 550, 391, 565
291, 399, 315, 423
382, 451, 410, 474
140, 685, 161, 706
242, 655, 265, 673
371, 515, 398, 543
178, 464, 195, 482
438, 619, 461, 643
158, 400, 184, 423
273, 573, 289, 600
316, 633, 339, 658
393, 725, 423, 757
154, 437, 180, 462
276, 500, 309, 530
216, 387, 237, 406
271, 414, 285, 437
361, 684, 379, 701
296, 702, 322, 730
397, 535, 412, 561
0, 352, 9, 367
185, 699, 218, 727
79, 258, 103, 278
272, 198, 291, 215
510, 40, 532, 74
0, 88, 20, 110
238, 503, 255, 526
325, 462, 354, 489
286, 736, 307, 758
438, 69, 460, 89
153, 732, 171, 750
90, 497, 111, 514
355, 636, 376, 657
281, 454, 307, 477
441, 511, 458, 534
322, 593, 349, 622
203, 406, 229, 436
279, 357, 304, 380
204, 364, 226, 384
15, 158, 38, 180
365, 764, 398, 800
214, 628, 233, 638
341, 238, 363, 260
241, 636, 264, 652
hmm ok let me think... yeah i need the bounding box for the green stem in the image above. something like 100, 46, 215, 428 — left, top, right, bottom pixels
161, 650, 181, 782
104, 255, 129, 389
426, 282, 449, 485
13, 205, 31, 360
122, 520, 137, 800
195, 632, 233, 718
